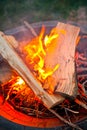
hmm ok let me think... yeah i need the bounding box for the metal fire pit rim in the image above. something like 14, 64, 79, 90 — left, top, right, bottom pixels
0, 20, 87, 130
5, 20, 87, 35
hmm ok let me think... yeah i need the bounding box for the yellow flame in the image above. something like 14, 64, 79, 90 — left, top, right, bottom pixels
39, 64, 60, 80
44, 34, 58, 47
13, 76, 25, 91
16, 77, 25, 85
24, 26, 59, 82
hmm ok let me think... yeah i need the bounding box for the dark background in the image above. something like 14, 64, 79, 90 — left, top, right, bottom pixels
0, 0, 87, 31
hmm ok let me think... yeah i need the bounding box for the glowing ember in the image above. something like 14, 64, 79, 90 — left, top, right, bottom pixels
3, 76, 28, 101
14, 76, 25, 86
24, 26, 60, 84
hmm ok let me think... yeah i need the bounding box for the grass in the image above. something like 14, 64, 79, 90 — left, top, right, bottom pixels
0, 0, 87, 30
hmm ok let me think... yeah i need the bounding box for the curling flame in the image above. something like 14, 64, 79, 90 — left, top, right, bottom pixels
44, 34, 58, 47
24, 26, 59, 83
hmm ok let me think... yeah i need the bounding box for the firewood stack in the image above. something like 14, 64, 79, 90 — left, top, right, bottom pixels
2, 22, 87, 130
0, 22, 80, 108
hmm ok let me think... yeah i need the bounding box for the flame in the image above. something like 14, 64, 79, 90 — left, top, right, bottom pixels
14, 76, 25, 86
12, 76, 26, 92
3, 76, 26, 101
76, 36, 81, 46
44, 28, 58, 47
24, 26, 60, 84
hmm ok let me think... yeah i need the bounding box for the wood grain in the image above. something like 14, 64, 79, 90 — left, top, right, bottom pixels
0, 32, 64, 108
45, 22, 80, 97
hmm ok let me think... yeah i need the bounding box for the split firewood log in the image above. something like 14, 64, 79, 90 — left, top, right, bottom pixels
44, 22, 80, 98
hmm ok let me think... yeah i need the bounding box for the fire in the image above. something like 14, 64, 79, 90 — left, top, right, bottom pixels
2, 75, 42, 110
24, 26, 59, 84
3, 76, 26, 101
11, 76, 26, 92
14, 76, 25, 86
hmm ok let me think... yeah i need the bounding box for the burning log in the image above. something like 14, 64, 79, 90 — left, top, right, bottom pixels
0, 22, 80, 109
44, 22, 80, 97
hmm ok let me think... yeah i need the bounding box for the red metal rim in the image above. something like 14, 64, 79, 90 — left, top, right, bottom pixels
0, 96, 64, 128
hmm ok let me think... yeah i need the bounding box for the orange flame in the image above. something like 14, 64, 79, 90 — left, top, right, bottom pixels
11, 76, 26, 91
24, 26, 59, 84
76, 36, 81, 46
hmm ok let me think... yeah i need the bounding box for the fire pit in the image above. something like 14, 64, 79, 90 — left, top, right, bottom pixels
0, 21, 87, 130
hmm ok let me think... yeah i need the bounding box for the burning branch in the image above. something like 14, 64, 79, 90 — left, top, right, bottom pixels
24, 21, 37, 37
49, 109, 83, 130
